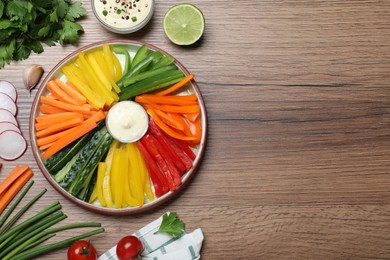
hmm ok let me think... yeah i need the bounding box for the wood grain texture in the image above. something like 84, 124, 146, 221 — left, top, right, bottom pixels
1, 0, 390, 259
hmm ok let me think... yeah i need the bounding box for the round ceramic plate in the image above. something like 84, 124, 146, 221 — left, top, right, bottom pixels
30, 40, 207, 215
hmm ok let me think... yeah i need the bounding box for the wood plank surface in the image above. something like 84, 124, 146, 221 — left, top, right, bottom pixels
1, 0, 390, 259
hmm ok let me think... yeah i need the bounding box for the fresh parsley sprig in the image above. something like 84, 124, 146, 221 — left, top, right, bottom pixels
154, 212, 186, 237
0, 0, 87, 69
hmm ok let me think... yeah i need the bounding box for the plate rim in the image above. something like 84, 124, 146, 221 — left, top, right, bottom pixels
29, 39, 208, 215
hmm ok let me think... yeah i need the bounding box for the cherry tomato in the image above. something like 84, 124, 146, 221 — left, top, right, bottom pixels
67, 240, 97, 260
116, 235, 144, 260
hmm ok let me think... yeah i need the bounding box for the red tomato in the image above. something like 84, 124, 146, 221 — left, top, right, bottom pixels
116, 235, 144, 260
67, 240, 97, 260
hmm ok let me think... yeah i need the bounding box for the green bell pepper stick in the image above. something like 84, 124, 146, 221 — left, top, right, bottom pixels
112, 46, 131, 78
119, 70, 185, 100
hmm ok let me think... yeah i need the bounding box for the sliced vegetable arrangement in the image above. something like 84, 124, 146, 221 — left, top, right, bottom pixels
0, 165, 104, 259
32, 42, 205, 213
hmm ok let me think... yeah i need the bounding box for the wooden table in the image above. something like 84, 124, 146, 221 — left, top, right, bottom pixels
1, 0, 390, 259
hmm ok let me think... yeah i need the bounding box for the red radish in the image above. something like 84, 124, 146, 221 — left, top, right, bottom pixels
0, 81, 17, 102
0, 130, 27, 160
0, 122, 21, 134
0, 93, 17, 116
0, 109, 18, 126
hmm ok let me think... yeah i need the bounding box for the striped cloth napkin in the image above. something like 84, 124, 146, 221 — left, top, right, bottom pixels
98, 213, 204, 260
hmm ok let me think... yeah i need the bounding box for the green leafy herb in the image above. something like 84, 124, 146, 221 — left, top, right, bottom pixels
0, 0, 87, 69
154, 212, 185, 237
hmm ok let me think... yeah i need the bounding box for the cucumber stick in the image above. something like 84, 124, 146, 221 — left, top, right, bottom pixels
69, 133, 113, 196
45, 130, 97, 175
59, 126, 107, 190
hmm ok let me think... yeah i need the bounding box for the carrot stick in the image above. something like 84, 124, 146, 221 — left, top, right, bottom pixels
35, 112, 79, 123
146, 109, 197, 141
35, 113, 83, 131
136, 94, 197, 105
0, 165, 29, 197
39, 104, 67, 114
183, 112, 200, 122
40, 96, 91, 115
83, 103, 99, 111
36, 128, 74, 147
54, 79, 87, 105
47, 80, 79, 105
36, 117, 83, 138
0, 169, 33, 214
154, 110, 185, 131
39, 142, 54, 151
145, 103, 200, 114
43, 120, 98, 160
154, 74, 195, 96
84, 110, 106, 124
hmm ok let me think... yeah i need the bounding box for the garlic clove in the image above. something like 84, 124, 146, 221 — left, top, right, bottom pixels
23, 64, 44, 92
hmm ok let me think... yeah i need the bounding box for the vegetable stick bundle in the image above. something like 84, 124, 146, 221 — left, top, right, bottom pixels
35, 79, 108, 159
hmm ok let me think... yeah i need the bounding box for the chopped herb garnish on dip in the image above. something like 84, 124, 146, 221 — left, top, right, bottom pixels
93, 0, 153, 32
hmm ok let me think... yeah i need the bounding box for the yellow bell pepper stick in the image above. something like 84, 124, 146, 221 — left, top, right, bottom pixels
96, 162, 107, 206
127, 143, 145, 206
62, 66, 105, 109
103, 44, 115, 80
77, 53, 115, 106
111, 51, 123, 82
86, 53, 119, 95
136, 146, 155, 201
111, 148, 125, 208
102, 140, 119, 208
93, 50, 121, 94
89, 185, 98, 203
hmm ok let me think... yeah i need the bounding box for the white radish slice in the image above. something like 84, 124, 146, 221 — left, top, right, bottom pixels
0, 80, 17, 102
0, 109, 18, 126
0, 130, 27, 160
0, 122, 21, 134
0, 93, 17, 116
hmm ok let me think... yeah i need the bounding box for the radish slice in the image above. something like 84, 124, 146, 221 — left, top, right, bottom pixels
0, 93, 17, 116
0, 122, 21, 134
0, 130, 27, 160
0, 109, 18, 126
0, 81, 17, 102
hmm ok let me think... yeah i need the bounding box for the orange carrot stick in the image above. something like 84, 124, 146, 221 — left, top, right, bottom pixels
0, 169, 33, 214
145, 103, 200, 114
55, 79, 87, 105
36, 128, 74, 147
36, 117, 83, 138
146, 109, 197, 141
39, 104, 67, 114
183, 112, 200, 122
35, 113, 83, 131
39, 142, 54, 151
40, 96, 91, 115
136, 94, 197, 106
35, 112, 79, 123
47, 80, 79, 105
154, 74, 195, 96
154, 110, 185, 131
0, 165, 29, 197
84, 110, 106, 124
43, 120, 98, 160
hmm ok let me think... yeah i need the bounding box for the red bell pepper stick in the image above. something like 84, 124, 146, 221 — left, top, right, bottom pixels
135, 141, 168, 197
148, 120, 188, 174
146, 134, 182, 186
141, 135, 177, 191
165, 133, 196, 160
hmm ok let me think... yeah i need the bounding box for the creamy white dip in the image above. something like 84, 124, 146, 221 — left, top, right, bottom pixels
106, 101, 149, 143
92, 0, 153, 33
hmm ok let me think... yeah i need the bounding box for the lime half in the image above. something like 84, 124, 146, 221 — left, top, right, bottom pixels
163, 4, 205, 45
